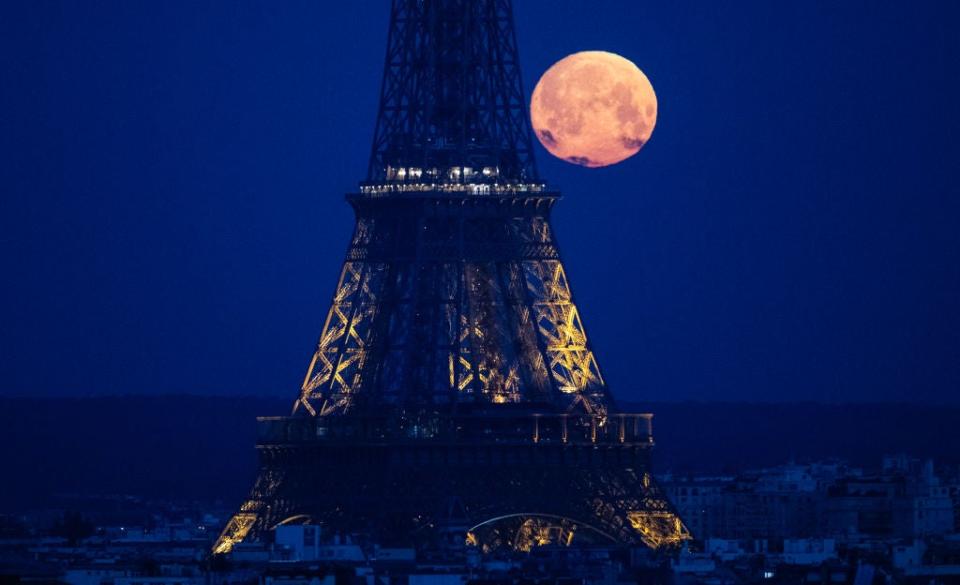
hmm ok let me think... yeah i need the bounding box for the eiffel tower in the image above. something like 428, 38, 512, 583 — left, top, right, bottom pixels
214, 0, 689, 554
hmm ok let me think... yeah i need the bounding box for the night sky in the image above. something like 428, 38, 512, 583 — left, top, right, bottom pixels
1, 1, 958, 403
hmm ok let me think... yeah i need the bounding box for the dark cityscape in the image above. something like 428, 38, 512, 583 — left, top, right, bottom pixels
1, 1, 959, 585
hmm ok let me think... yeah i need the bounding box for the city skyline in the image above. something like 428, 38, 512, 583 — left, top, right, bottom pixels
1, 1, 959, 581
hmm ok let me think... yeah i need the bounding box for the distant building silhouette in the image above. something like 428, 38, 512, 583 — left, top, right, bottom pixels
663, 456, 956, 542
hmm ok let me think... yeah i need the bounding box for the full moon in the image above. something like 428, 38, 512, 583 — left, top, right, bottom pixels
530, 51, 657, 168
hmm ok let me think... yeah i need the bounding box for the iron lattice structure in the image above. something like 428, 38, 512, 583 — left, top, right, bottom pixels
366, 0, 538, 184
215, 0, 689, 555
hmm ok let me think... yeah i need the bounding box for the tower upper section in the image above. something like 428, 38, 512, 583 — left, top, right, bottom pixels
364, 0, 541, 195
292, 0, 613, 419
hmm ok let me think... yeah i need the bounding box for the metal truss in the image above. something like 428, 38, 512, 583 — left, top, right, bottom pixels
293, 198, 612, 418
367, 0, 538, 183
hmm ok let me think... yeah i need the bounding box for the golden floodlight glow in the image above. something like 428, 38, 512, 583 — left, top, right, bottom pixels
530, 51, 657, 168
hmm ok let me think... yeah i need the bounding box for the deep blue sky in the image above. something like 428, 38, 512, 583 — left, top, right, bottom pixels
1, 1, 958, 403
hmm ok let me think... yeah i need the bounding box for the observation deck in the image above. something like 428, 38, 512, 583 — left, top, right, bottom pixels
256, 411, 655, 447
357, 164, 551, 199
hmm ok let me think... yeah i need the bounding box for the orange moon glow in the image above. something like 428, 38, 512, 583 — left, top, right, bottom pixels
530, 51, 657, 168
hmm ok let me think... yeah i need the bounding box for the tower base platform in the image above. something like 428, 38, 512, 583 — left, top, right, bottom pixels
214, 410, 690, 554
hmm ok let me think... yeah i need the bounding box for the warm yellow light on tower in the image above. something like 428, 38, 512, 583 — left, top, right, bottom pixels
530, 51, 657, 168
